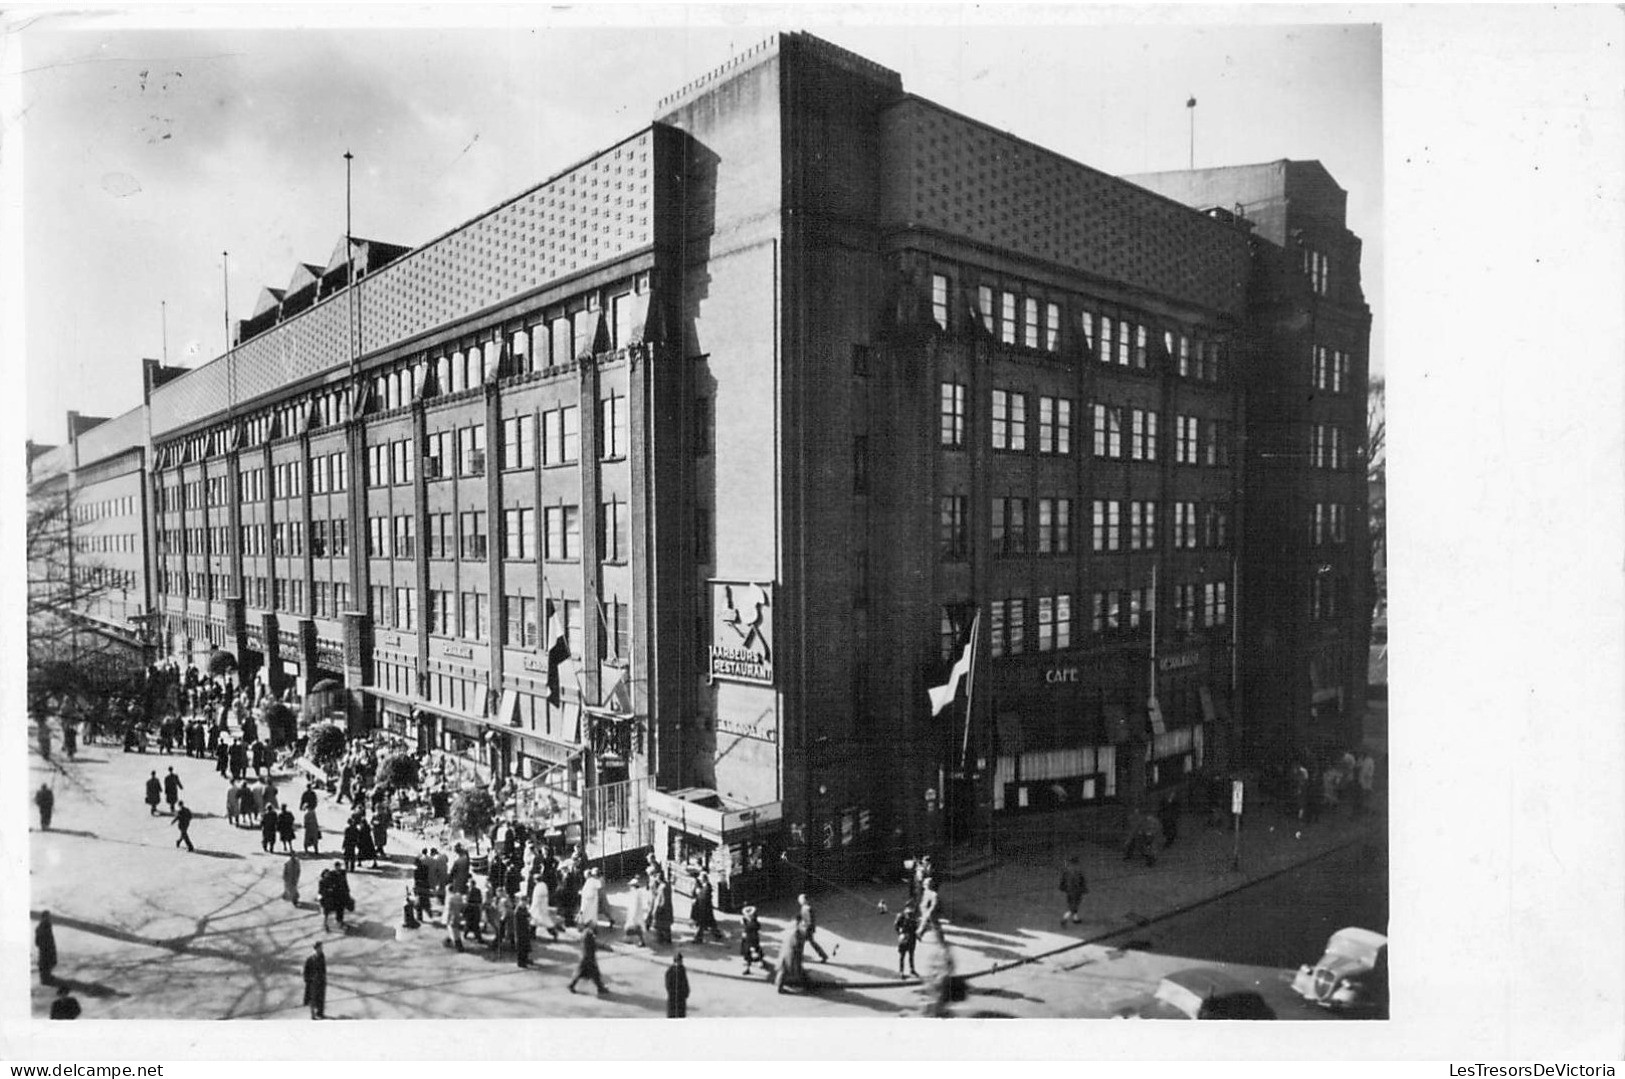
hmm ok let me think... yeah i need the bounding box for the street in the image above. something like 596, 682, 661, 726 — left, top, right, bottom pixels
27, 727, 1386, 1021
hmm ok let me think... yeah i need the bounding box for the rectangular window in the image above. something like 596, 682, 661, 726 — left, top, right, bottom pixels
391, 440, 415, 485
1038, 397, 1072, 455
504, 595, 538, 648
999, 291, 1017, 345
1203, 419, 1231, 467
544, 505, 580, 560
1134, 324, 1148, 369
1131, 409, 1159, 461
1173, 502, 1198, 550
939, 495, 968, 560
1203, 503, 1229, 549
310, 519, 327, 558
459, 512, 487, 561
393, 515, 415, 559
991, 390, 1027, 451
1038, 497, 1071, 555
1044, 302, 1061, 352
460, 592, 486, 640
426, 590, 453, 636
565, 600, 583, 659
991, 497, 1027, 556
1130, 501, 1158, 551
423, 431, 451, 480
1092, 404, 1123, 458
600, 395, 628, 459
550, 318, 572, 367
940, 382, 966, 448
977, 286, 995, 334
1204, 582, 1230, 627
458, 426, 486, 476
1097, 317, 1113, 364
394, 586, 417, 631
1174, 584, 1198, 631
502, 507, 535, 561
501, 415, 535, 471
600, 500, 628, 563
1022, 297, 1039, 349
1091, 500, 1121, 552
931, 274, 949, 330
1176, 415, 1200, 464
1330, 503, 1347, 544
426, 513, 451, 559
542, 406, 581, 465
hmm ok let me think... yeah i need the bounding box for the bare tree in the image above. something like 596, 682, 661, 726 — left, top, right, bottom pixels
27, 481, 141, 720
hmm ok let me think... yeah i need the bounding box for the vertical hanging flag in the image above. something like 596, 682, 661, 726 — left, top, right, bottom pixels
544, 599, 572, 706
928, 611, 980, 716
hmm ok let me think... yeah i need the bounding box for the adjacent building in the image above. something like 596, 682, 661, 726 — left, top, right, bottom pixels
28, 33, 1372, 895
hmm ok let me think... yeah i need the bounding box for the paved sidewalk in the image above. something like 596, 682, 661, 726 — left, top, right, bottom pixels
653, 790, 1386, 994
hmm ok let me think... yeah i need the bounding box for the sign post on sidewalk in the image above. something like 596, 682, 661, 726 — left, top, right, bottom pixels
1230, 780, 1244, 871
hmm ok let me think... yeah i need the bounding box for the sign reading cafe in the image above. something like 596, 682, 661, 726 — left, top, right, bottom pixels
707, 580, 774, 686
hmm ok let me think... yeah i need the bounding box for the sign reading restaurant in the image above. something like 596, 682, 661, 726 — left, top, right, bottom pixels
708, 580, 774, 686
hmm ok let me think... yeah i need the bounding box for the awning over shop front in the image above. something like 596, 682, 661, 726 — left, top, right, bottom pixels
360, 686, 419, 716
647, 788, 783, 844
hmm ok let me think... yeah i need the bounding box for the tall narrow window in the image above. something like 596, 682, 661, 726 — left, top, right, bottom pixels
1000, 291, 1017, 345
940, 382, 966, 448
931, 274, 950, 330
600, 395, 628, 459
939, 495, 967, 560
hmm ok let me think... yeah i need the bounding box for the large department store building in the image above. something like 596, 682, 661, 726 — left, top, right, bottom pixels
29, 32, 1372, 892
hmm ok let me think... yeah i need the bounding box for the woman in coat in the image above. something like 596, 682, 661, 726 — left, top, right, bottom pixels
463, 884, 485, 944
772, 921, 806, 994
528, 879, 562, 941
355, 815, 378, 869
652, 876, 675, 945
277, 806, 297, 853
225, 780, 242, 827
341, 820, 360, 872
303, 807, 322, 854
370, 815, 389, 863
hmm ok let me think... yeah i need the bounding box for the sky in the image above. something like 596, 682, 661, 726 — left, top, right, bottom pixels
10, 7, 1382, 445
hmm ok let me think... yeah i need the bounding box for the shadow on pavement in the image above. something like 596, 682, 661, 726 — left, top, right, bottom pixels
191, 848, 246, 860
36, 828, 99, 839
50, 975, 129, 1000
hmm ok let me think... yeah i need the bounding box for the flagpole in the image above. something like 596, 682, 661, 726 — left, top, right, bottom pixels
959, 609, 980, 767
1186, 95, 1197, 169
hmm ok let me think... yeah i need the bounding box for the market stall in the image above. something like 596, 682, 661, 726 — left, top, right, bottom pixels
646, 787, 783, 912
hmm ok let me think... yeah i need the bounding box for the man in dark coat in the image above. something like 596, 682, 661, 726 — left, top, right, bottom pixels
513, 904, 533, 968
228, 739, 247, 782
1059, 855, 1089, 926
34, 783, 54, 831
35, 911, 57, 985
342, 820, 360, 872
894, 898, 921, 977
567, 925, 607, 995
163, 767, 183, 813
691, 873, 722, 943
173, 801, 195, 851
260, 807, 278, 853
318, 863, 352, 930
144, 771, 162, 815
214, 740, 229, 778
665, 953, 690, 1017
302, 942, 327, 1019
299, 784, 319, 813
277, 806, 297, 853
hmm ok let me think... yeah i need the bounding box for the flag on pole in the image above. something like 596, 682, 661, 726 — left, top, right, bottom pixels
929, 611, 979, 716
544, 600, 573, 706
600, 660, 631, 714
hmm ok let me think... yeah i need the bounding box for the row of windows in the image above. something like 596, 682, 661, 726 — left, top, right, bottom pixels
940, 385, 1233, 466
1309, 573, 1351, 621
948, 581, 1231, 661
73, 495, 136, 522
928, 273, 1228, 385
73, 565, 138, 591
944, 497, 1230, 559
74, 532, 138, 554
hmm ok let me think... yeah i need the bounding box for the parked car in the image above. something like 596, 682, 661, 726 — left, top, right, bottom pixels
1292, 927, 1389, 1013
1119, 968, 1277, 1020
